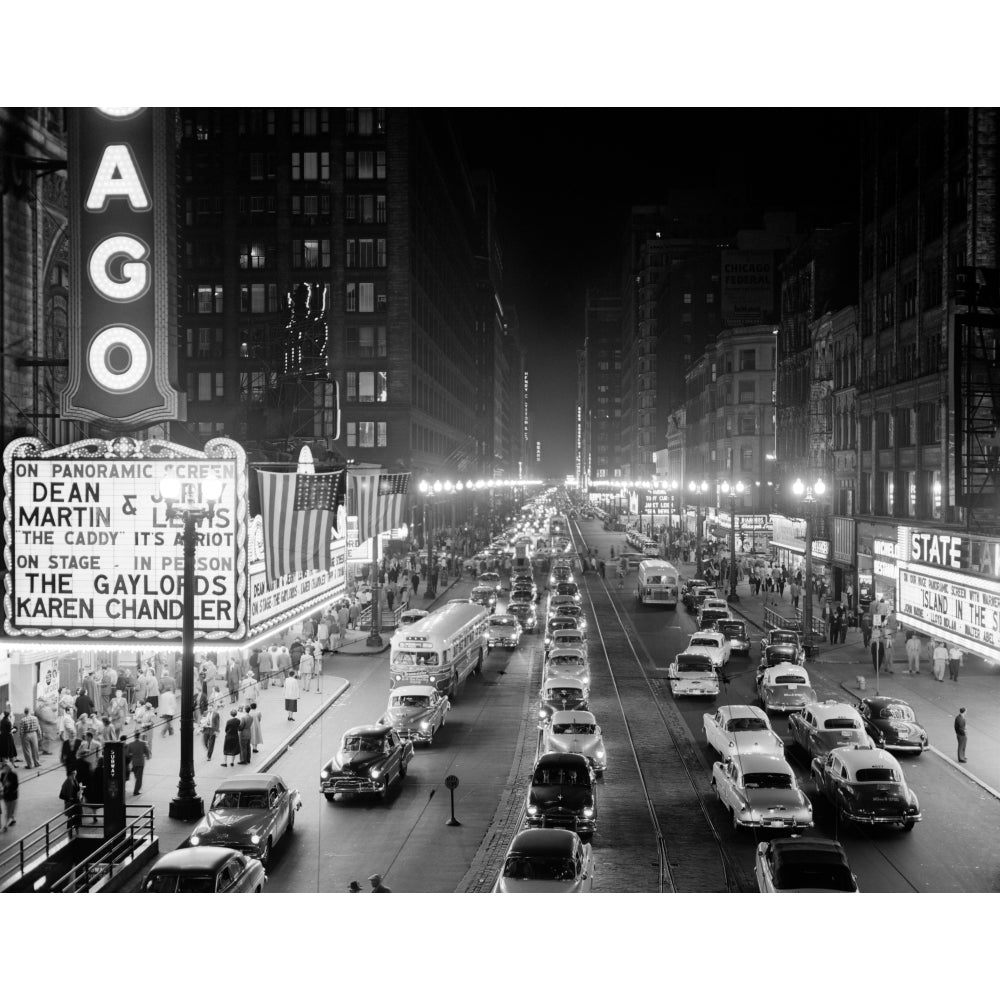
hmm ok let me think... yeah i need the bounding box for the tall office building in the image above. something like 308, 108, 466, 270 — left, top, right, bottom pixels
580, 289, 622, 483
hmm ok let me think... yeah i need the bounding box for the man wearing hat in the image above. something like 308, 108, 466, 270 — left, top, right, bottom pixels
369, 872, 392, 892
348, 880, 362, 893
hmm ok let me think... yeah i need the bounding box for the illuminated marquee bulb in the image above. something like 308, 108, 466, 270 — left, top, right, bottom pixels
86, 144, 150, 211
88, 235, 150, 301
96, 107, 142, 118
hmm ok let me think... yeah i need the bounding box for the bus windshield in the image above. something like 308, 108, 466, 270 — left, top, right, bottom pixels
391, 651, 440, 666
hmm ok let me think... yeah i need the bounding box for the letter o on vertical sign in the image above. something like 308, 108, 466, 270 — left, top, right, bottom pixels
62, 108, 185, 427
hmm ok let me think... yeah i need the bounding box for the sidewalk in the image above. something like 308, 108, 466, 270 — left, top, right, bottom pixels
1, 656, 350, 852
693, 565, 1000, 800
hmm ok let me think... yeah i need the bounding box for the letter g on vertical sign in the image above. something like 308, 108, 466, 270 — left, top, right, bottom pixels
62, 108, 186, 428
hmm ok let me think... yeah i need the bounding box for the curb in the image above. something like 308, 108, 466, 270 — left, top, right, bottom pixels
836, 680, 1000, 803
257, 678, 350, 772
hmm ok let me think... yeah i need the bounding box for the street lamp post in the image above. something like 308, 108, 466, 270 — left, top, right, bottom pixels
160, 473, 223, 822
668, 479, 679, 542
688, 480, 708, 575
720, 480, 745, 603
792, 477, 826, 643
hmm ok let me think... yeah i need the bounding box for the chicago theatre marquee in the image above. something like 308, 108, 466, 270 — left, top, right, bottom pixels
0, 108, 345, 713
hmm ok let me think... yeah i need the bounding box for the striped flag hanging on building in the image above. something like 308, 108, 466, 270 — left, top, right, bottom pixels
257, 470, 344, 582
349, 469, 411, 545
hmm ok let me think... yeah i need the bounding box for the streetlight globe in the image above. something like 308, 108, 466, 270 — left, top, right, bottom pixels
814, 480, 827, 496
161, 475, 182, 501
201, 475, 224, 503
465, 479, 473, 489
476, 479, 484, 489
444, 480, 453, 491
700, 480, 708, 492
792, 478, 805, 497
735, 481, 745, 494
721, 480, 730, 494
433, 480, 442, 492
688, 480, 697, 492
669, 479, 678, 490
418, 480, 429, 494
456, 482, 464, 491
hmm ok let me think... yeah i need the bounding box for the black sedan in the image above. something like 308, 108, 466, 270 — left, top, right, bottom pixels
507, 601, 538, 633
859, 696, 929, 754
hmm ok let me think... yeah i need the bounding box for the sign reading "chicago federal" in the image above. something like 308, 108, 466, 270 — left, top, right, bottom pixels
62, 108, 185, 426
2, 437, 247, 644
897, 562, 1000, 661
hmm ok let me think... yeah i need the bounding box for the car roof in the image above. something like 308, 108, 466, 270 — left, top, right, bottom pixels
703, 599, 729, 608
507, 828, 580, 857
809, 702, 862, 720
676, 651, 715, 664
689, 631, 723, 643
862, 696, 909, 709
715, 705, 768, 722
769, 629, 800, 640
543, 677, 585, 691
769, 838, 850, 868
550, 710, 597, 725
717, 618, 746, 628
389, 685, 438, 697
212, 775, 282, 792
762, 665, 810, 683
734, 753, 792, 774
507, 602, 533, 611
150, 846, 243, 875
551, 629, 584, 639
343, 724, 393, 737
767, 643, 801, 656
830, 747, 900, 772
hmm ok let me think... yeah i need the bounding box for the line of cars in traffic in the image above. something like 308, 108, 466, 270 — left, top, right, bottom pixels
664, 574, 929, 890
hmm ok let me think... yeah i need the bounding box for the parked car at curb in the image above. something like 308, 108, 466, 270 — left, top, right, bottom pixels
321, 724, 414, 801
143, 846, 267, 893
810, 747, 921, 830
757, 642, 806, 679
681, 579, 712, 612
188, 775, 301, 867
711, 754, 813, 831
379, 685, 450, 744
760, 628, 804, 660
702, 705, 785, 760
493, 829, 594, 893
755, 838, 859, 893
858, 696, 929, 755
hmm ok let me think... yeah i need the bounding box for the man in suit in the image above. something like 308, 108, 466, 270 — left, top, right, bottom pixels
126, 729, 150, 795
226, 659, 242, 705
955, 707, 968, 763
237, 705, 252, 764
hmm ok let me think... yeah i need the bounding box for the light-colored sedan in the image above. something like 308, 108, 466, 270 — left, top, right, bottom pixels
542, 710, 607, 773
487, 614, 522, 650
702, 705, 785, 760
546, 629, 587, 660
686, 630, 731, 669
542, 652, 591, 695
379, 684, 450, 744
757, 664, 816, 713
711, 754, 813, 831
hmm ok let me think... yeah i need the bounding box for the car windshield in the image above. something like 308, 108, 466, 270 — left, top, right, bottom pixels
546, 688, 582, 700
690, 638, 719, 648
855, 767, 900, 783
773, 632, 798, 644
774, 674, 806, 685
824, 718, 859, 730
533, 765, 590, 786
145, 874, 217, 892
211, 791, 268, 809
489, 617, 515, 627
550, 619, 575, 631
880, 705, 916, 722
553, 636, 580, 645
550, 655, 584, 666
392, 695, 429, 708
502, 857, 577, 881
768, 648, 798, 663
557, 584, 578, 595
677, 658, 714, 673
720, 624, 746, 637
727, 717, 768, 733
743, 772, 792, 789
343, 736, 383, 753
774, 863, 855, 892
553, 723, 596, 735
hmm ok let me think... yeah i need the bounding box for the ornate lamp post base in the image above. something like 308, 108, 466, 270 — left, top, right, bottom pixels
366, 633, 384, 647
168, 794, 204, 821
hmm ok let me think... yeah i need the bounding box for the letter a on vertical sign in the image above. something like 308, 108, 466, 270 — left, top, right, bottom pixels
62, 108, 185, 426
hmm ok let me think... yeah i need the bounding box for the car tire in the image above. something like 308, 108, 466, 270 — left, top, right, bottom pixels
400, 759, 408, 779
255, 885, 262, 893
324, 793, 336, 803
902, 820, 915, 832
260, 837, 272, 867
379, 780, 389, 801
732, 809, 741, 831
288, 808, 295, 833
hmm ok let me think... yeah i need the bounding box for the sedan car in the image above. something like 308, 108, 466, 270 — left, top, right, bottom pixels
755, 837, 859, 893
143, 846, 266, 893
188, 775, 301, 866
509, 585, 537, 605
711, 754, 813, 831
757, 642, 806, 679
547, 594, 582, 616
810, 747, 921, 830
493, 829, 594, 893
546, 628, 587, 659
538, 678, 589, 726
487, 614, 522, 650
554, 581, 580, 601
545, 614, 582, 647
542, 710, 607, 773
507, 601, 538, 634
321, 724, 415, 801
525, 752, 597, 837
681, 578, 712, 612
714, 618, 750, 656
788, 701, 874, 759
667, 651, 720, 698
757, 664, 816, 713
542, 652, 591, 694
703, 705, 785, 760
549, 564, 574, 586
760, 627, 804, 659
698, 599, 731, 631
470, 585, 498, 611
685, 630, 731, 669
379, 684, 450, 744
858, 696, 929, 755
477, 571, 503, 593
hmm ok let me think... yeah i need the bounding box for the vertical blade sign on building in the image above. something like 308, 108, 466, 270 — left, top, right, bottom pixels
61, 108, 185, 426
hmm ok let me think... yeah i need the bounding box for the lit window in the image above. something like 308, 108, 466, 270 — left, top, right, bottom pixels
358, 151, 374, 180
359, 282, 374, 312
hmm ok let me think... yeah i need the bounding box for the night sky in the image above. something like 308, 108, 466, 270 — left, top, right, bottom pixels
452, 108, 863, 477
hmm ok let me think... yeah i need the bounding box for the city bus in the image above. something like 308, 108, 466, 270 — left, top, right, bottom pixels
635, 559, 680, 609
389, 602, 489, 699
549, 514, 569, 536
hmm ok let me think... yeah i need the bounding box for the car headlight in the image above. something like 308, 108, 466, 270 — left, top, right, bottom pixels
582, 807, 594, 818
251, 834, 261, 845
394, 674, 402, 681
420, 721, 430, 730
539, 709, 547, 718
321, 768, 330, 778
527, 804, 538, 815
371, 767, 382, 779
596, 749, 605, 758
428, 675, 436, 682
189, 835, 201, 846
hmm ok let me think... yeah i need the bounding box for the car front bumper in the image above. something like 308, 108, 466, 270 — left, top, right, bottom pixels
525, 813, 596, 834
393, 726, 435, 743
488, 636, 520, 648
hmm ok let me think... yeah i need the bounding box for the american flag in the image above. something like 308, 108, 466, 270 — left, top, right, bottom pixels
257, 470, 344, 582
350, 470, 411, 545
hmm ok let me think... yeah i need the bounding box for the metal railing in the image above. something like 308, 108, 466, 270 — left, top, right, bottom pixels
0, 808, 77, 889
357, 601, 407, 629
49, 805, 155, 893
762, 605, 827, 650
